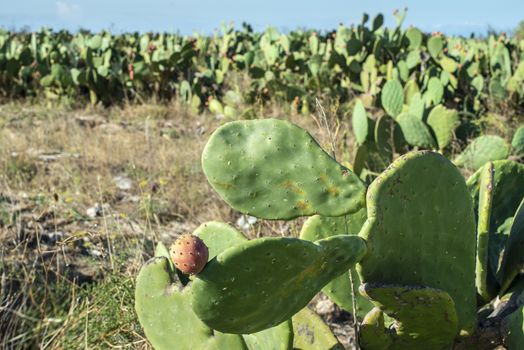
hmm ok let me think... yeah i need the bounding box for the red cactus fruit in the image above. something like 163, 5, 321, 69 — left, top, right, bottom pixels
170, 234, 209, 275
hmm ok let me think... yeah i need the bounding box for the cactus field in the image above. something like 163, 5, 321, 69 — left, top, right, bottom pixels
1, 10, 524, 350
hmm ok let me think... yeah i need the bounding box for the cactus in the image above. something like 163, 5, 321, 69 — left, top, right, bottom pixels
381, 79, 404, 119
467, 160, 524, 295
359, 284, 458, 350
299, 211, 373, 316
407, 92, 424, 120
503, 303, 524, 349
242, 320, 294, 350
190, 235, 367, 333
352, 99, 370, 145
497, 198, 524, 295
193, 221, 247, 259
360, 308, 392, 349
455, 135, 510, 170
427, 104, 459, 150
396, 113, 437, 148
135, 256, 247, 350
292, 308, 344, 350
425, 77, 444, 106
428, 35, 443, 59
512, 125, 524, 155
201, 119, 366, 219
475, 162, 497, 302
357, 151, 477, 334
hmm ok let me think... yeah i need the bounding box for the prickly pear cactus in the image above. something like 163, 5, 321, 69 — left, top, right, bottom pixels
193, 221, 247, 259
190, 235, 367, 334
381, 79, 404, 119
242, 320, 294, 350
357, 151, 477, 334
396, 113, 437, 148
359, 283, 458, 350
202, 119, 366, 219
427, 104, 459, 150
498, 199, 524, 294
454, 135, 510, 170
292, 308, 344, 350
360, 308, 392, 349
467, 160, 524, 290
511, 125, 524, 155
475, 162, 497, 302
352, 99, 371, 145
299, 211, 373, 316
135, 257, 247, 350
502, 304, 524, 350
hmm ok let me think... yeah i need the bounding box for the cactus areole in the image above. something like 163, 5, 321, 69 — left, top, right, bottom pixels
170, 234, 209, 275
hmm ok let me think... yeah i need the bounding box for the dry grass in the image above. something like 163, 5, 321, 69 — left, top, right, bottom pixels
0, 99, 351, 349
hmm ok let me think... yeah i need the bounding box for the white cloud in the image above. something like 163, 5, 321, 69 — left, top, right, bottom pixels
56, 1, 81, 21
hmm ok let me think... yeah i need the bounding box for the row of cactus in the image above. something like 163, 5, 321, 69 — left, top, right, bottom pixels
136, 118, 524, 349
2, 11, 524, 114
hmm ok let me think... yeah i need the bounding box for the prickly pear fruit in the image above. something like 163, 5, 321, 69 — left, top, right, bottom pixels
170, 234, 209, 275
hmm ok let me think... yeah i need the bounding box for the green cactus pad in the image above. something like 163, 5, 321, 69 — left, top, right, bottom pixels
193, 221, 247, 259
191, 235, 367, 334
360, 308, 393, 350
359, 283, 458, 350
427, 105, 459, 150
135, 257, 247, 350
381, 79, 404, 119
498, 198, 524, 295
408, 92, 425, 120
202, 119, 366, 219
468, 160, 524, 282
502, 304, 524, 350
242, 320, 293, 350
454, 135, 510, 170
374, 115, 394, 158
396, 113, 437, 148
512, 125, 524, 155
428, 36, 444, 58
299, 212, 373, 316
475, 162, 498, 302
352, 99, 370, 145
292, 308, 344, 350
357, 151, 477, 334
425, 77, 444, 105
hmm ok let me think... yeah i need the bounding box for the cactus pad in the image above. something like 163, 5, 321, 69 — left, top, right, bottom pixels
357, 151, 477, 333
292, 308, 344, 350
190, 235, 367, 334
475, 162, 497, 302
502, 304, 524, 350
359, 283, 458, 350
427, 105, 459, 150
511, 125, 524, 155
193, 221, 247, 259
381, 79, 404, 119
135, 257, 247, 350
454, 135, 510, 170
396, 113, 437, 148
299, 212, 373, 316
498, 198, 524, 294
352, 99, 370, 145
360, 308, 393, 350
242, 320, 293, 350
202, 119, 366, 219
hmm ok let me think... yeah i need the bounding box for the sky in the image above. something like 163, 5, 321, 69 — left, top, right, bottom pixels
1, 0, 524, 35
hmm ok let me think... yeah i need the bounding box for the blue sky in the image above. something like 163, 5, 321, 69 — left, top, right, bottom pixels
1, 0, 523, 35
